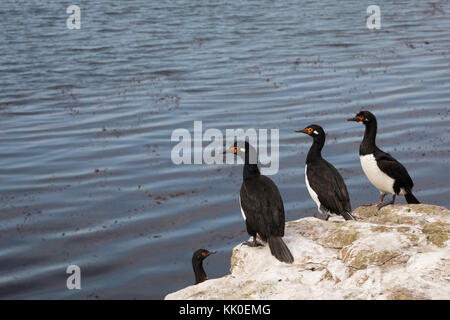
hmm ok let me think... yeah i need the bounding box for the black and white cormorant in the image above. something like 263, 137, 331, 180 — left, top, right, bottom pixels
347, 111, 420, 209
295, 125, 355, 221
227, 141, 294, 264
192, 249, 216, 284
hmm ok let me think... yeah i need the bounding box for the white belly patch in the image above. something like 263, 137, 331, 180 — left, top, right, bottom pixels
239, 195, 246, 220
360, 154, 398, 195
305, 165, 324, 213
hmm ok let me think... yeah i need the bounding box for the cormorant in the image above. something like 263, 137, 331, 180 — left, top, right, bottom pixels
227, 141, 294, 264
347, 111, 420, 209
295, 125, 355, 221
192, 249, 216, 284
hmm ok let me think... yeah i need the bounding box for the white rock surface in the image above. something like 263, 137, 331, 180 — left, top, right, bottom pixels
165, 204, 450, 300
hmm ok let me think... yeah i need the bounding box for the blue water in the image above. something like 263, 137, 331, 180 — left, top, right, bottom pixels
0, 0, 449, 299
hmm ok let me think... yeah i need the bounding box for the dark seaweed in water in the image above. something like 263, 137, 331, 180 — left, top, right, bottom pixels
0, 0, 449, 299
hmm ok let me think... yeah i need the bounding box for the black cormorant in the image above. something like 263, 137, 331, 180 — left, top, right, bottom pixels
295, 124, 355, 221
192, 249, 216, 284
227, 141, 294, 264
347, 111, 420, 209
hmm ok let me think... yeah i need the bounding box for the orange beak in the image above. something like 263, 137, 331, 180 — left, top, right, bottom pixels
229, 146, 238, 154
347, 115, 364, 122
294, 127, 313, 134
223, 146, 238, 154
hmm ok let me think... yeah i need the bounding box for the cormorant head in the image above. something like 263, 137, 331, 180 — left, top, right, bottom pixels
192, 249, 217, 284
347, 110, 376, 126
227, 140, 258, 164
192, 249, 217, 263
294, 124, 325, 139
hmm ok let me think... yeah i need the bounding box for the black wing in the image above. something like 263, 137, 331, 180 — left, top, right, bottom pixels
307, 160, 352, 214
374, 149, 414, 192
240, 175, 285, 239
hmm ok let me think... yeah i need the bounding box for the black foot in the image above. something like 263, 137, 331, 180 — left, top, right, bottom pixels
376, 194, 396, 211
242, 239, 264, 247
365, 194, 387, 209
314, 213, 330, 221
376, 202, 394, 211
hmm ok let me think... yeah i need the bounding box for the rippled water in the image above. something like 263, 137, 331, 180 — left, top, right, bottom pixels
0, 0, 449, 299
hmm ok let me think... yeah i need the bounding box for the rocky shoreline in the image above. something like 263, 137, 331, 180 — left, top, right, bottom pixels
165, 204, 450, 300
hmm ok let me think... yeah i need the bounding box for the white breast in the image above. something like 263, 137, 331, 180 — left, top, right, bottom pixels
239, 195, 246, 220
360, 154, 396, 195
305, 164, 323, 213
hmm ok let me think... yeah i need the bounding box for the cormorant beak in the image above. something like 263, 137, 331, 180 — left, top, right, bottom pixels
294, 128, 311, 135
202, 250, 217, 258
222, 147, 236, 154
347, 116, 363, 122
222, 146, 238, 155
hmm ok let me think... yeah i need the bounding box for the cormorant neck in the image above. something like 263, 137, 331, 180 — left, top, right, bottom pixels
243, 163, 260, 180
242, 149, 260, 179
361, 120, 377, 154
306, 136, 324, 163
193, 260, 207, 284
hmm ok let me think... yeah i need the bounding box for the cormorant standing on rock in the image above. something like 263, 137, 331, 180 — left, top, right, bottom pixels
347, 111, 420, 209
226, 141, 294, 264
295, 124, 355, 221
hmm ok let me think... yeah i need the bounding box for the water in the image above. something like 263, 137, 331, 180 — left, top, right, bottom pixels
0, 0, 449, 299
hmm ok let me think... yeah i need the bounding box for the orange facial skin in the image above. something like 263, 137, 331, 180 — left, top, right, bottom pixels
228, 146, 238, 154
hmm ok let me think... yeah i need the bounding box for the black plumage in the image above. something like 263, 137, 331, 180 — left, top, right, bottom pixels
295, 125, 355, 221
347, 111, 420, 208
229, 141, 294, 264
192, 249, 216, 284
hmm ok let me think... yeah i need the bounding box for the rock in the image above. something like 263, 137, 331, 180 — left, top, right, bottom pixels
165, 204, 450, 300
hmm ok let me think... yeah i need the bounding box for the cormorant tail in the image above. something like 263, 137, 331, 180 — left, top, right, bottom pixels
341, 211, 357, 221
405, 193, 420, 204
268, 237, 294, 264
